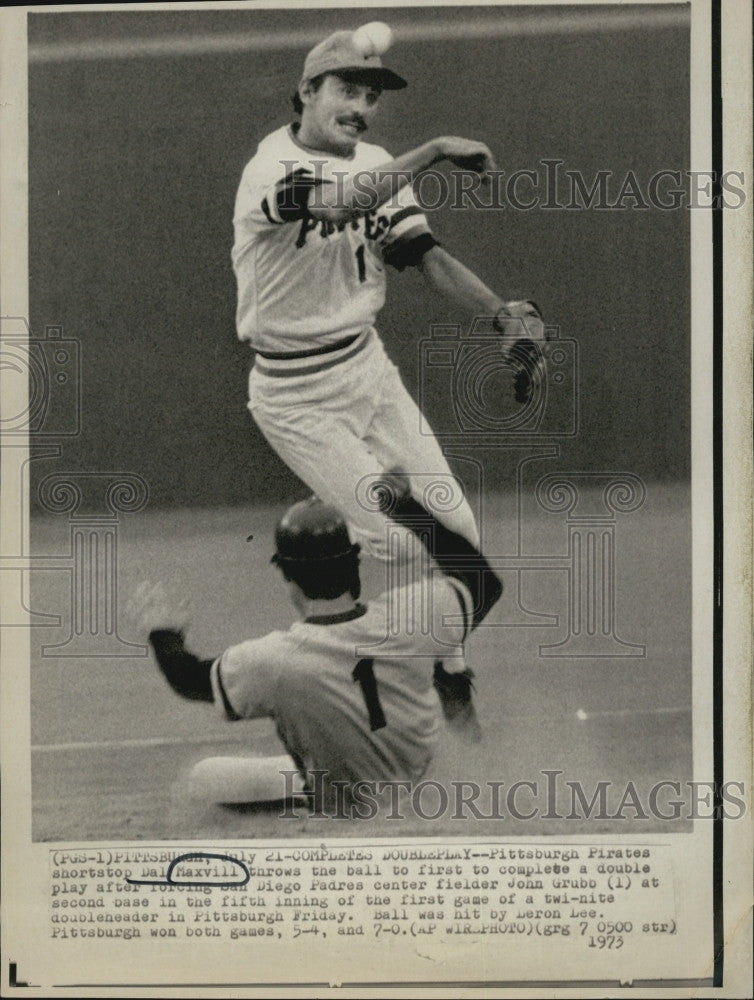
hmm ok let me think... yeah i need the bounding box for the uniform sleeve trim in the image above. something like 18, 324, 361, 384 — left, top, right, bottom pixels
446, 578, 474, 642
214, 656, 242, 721
385, 208, 429, 243
388, 205, 424, 230
275, 175, 330, 223
275, 167, 314, 187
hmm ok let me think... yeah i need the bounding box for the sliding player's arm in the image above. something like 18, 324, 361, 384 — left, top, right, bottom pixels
130, 583, 276, 723
127, 581, 228, 708
125, 582, 213, 701
148, 629, 215, 703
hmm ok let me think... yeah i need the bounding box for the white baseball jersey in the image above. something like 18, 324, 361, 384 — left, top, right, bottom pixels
210, 573, 473, 788
232, 123, 431, 360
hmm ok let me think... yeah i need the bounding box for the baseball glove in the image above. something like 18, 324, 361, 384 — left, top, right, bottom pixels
494, 300, 547, 404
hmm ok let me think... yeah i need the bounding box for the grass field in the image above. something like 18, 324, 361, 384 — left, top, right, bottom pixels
30, 481, 692, 841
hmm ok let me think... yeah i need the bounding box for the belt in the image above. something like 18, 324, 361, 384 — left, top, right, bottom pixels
254, 329, 370, 377
255, 331, 362, 361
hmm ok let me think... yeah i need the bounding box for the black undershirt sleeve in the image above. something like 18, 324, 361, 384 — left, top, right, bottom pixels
387, 495, 503, 629
382, 232, 440, 272
148, 629, 215, 703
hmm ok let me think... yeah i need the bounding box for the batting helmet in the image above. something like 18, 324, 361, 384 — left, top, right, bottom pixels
271, 496, 359, 565
271, 497, 361, 601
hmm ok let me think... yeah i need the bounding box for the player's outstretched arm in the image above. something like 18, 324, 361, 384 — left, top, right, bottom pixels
309, 137, 497, 224
375, 472, 502, 628
126, 581, 215, 703
419, 245, 546, 354
418, 244, 506, 317
148, 630, 215, 703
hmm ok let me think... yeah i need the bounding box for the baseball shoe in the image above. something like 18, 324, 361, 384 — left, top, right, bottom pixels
494, 300, 547, 404
433, 661, 482, 742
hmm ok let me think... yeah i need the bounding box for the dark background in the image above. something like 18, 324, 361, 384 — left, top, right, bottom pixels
28, 5, 690, 508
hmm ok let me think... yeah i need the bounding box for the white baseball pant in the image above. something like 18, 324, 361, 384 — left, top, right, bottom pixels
247, 329, 479, 561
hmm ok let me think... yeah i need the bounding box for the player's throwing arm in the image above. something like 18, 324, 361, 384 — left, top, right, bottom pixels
231, 22, 547, 562
308, 135, 498, 223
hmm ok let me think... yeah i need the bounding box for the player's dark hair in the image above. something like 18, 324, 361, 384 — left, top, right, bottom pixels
291, 71, 383, 115
278, 551, 361, 602
291, 73, 325, 115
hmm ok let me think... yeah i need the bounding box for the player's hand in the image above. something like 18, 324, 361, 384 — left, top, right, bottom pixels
433, 137, 498, 176
126, 581, 190, 638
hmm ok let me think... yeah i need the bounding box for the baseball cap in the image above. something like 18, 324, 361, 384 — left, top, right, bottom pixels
301, 29, 407, 90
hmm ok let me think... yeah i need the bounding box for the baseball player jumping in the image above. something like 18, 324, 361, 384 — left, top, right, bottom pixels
130, 472, 502, 811
232, 21, 545, 564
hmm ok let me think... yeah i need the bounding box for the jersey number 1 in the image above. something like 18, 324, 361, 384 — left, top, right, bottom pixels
354, 244, 367, 283
352, 658, 386, 731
